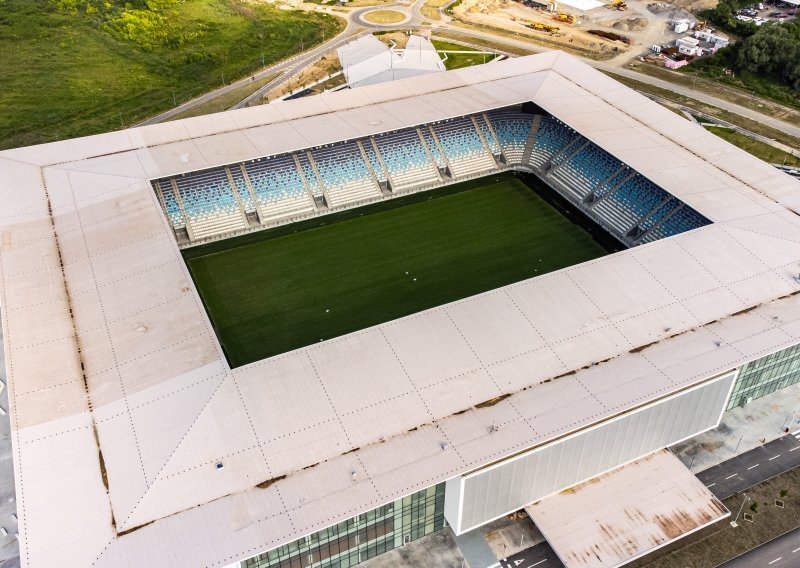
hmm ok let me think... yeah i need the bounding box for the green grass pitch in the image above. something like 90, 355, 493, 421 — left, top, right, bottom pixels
185, 173, 612, 367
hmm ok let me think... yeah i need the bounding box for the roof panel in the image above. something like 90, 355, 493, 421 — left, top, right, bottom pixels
4, 51, 800, 568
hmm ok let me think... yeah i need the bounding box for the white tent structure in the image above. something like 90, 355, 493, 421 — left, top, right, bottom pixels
337, 34, 446, 88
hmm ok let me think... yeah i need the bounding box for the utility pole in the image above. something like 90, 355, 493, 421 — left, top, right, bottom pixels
172, 90, 177, 106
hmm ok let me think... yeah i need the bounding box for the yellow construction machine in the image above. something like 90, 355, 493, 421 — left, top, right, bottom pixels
552, 11, 575, 23
526, 19, 560, 32
609, 0, 628, 10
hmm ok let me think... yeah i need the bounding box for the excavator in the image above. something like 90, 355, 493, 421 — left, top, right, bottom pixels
526, 19, 560, 32
609, 0, 628, 10
552, 11, 575, 23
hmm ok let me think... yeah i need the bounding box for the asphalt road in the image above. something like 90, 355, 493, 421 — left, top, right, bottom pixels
499, 540, 563, 568
134, 0, 800, 139
697, 433, 800, 500
718, 527, 800, 568
136, 9, 362, 124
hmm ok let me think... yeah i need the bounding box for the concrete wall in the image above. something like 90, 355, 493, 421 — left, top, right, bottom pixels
445, 372, 736, 534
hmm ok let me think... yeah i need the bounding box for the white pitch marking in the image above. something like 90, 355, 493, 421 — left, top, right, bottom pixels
769, 455, 781, 460
768, 558, 782, 565
725, 474, 738, 480
748, 464, 760, 470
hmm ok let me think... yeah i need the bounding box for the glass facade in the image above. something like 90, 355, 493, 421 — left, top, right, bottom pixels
241, 483, 446, 568
727, 343, 800, 410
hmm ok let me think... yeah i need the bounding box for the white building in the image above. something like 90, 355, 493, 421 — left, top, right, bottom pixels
2, 51, 800, 568
677, 35, 701, 56
337, 34, 446, 89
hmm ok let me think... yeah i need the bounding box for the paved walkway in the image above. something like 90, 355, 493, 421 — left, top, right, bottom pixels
357, 527, 465, 567
671, 381, 800, 473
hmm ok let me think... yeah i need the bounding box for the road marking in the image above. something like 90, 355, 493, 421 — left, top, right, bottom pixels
707, 483, 716, 488
768, 558, 782, 565
531, 561, 547, 567
791, 446, 800, 452
793, 547, 800, 553
725, 474, 738, 480
770, 455, 781, 460
748, 464, 760, 470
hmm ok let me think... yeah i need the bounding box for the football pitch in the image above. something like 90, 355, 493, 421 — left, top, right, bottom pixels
185, 173, 614, 367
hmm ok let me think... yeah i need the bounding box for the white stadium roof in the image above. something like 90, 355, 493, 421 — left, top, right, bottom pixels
2, 51, 800, 567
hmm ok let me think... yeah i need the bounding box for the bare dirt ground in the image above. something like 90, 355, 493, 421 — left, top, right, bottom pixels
375, 30, 413, 48
262, 49, 344, 101
451, 0, 631, 58
448, 0, 705, 64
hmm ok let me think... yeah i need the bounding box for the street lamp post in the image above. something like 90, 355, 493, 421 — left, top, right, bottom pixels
731, 493, 750, 527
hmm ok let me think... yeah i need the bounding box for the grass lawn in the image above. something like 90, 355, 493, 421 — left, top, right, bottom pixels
431, 40, 497, 70
362, 9, 407, 24
185, 174, 612, 366
704, 126, 800, 167
0, 0, 342, 150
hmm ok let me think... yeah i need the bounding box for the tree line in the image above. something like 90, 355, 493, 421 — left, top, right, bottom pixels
697, 0, 800, 92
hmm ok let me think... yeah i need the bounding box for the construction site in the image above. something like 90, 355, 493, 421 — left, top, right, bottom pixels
447, 0, 715, 61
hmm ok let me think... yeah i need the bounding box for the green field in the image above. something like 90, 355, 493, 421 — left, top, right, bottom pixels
185, 174, 613, 367
0, 0, 342, 149
431, 40, 497, 70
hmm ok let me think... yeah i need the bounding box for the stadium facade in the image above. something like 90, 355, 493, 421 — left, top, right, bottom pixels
2, 51, 800, 568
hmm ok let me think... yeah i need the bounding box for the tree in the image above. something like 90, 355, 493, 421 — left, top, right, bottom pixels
742, 23, 800, 90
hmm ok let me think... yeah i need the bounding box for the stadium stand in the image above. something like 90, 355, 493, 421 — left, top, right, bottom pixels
487, 108, 534, 164
171, 169, 247, 240
530, 116, 578, 169
431, 117, 497, 177
309, 142, 381, 207
227, 166, 257, 215
476, 114, 501, 156
153, 106, 711, 247
243, 155, 316, 222
420, 126, 448, 172
550, 145, 624, 201
296, 152, 324, 198
362, 139, 389, 182
154, 180, 187, 231
373, 128, 440, 188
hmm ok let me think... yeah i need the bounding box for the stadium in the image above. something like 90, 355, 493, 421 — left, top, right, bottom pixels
2, 51, 800, 568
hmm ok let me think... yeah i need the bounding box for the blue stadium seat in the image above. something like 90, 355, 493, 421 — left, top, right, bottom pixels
487, 109, 533, 164
431, 117, 496, 176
